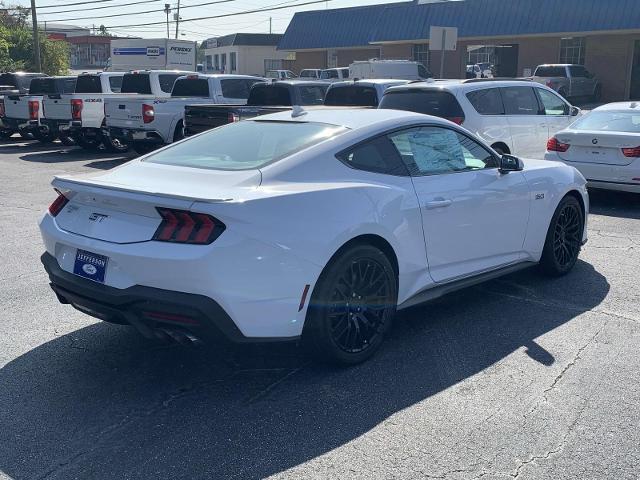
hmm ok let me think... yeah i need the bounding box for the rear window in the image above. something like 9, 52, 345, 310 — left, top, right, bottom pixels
159, 74, 181, 93
220, 79, 262, 99
535, 66, 567, 77
145, 121, 347, 171
298, 85, 327, 105
121, 73, 152, 94
75, 75, 102, 93
466, 88, 504, 115
325, 85, 378, 107
300, 70, 318, 78
571, 111, 640, 133
321, 70, 339, 80
29, 77, 76, 95
172, 78, 209, 97
248, 85, 292, 105
379, 90, 465, 120
0, 73, 18, 88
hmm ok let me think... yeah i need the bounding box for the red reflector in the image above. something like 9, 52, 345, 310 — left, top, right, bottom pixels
547, 137, 570, 152
621, 146, 640, 158
153, 208, 225, 244
28, 100, 39, 120
48, 190, 69, 217
71, 98, 83, 120
142, 311, 200, 326
142, 103, 154, 124
447, 116, 464, 125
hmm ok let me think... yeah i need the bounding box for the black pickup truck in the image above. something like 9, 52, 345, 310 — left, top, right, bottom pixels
184, 80, 329, 136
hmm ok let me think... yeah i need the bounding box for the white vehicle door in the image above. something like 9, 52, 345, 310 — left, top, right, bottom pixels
535, 87, 573, 139
388, 125, 530, 283
501, 86, 549, 159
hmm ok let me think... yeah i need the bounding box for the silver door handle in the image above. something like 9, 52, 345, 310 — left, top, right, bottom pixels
425, 199, 452, 209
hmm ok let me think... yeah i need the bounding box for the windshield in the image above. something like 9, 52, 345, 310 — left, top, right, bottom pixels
535, 66, 566, 77
571, 111, 640, 133
144, 121, 347, 170
300, 70, 318, 78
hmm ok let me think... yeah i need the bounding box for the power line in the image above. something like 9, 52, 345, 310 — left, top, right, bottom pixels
37, 0, 150, 8
100, 0, 330, 29
37, 0, 161, 16
44, 0, 238, 22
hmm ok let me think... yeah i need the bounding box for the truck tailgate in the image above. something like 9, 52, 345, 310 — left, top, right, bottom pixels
105, 96, 155, 129
4, 95, 38, 120
43, 95, 71, 121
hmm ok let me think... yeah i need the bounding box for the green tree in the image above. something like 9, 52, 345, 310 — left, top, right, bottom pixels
39, 37, 69, 75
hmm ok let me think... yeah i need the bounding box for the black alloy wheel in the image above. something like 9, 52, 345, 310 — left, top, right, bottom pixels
304, 244, 397, 365
540, 195, 584, 276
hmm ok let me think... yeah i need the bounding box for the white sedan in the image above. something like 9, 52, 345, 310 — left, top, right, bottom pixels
39, 109, 589, 364
545, 102, 640, 193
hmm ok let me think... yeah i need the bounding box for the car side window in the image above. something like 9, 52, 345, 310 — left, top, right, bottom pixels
108, 76, 123, 93
337, 136, 408, 176
501, 87, 540, 115
569, 66, 587, 78
466, 88, 504, 115
536, 88, 569, 116
158, 74, 181, 93
388, 127, 497, 176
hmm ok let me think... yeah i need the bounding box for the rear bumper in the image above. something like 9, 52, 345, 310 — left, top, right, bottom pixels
108, 127, 164, 145
41, 252, 277, 344
41, 118, 71, 134
3, 117, 37, 131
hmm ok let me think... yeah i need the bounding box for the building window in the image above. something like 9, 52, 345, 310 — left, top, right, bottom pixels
467, 45, 496, 65
230, 52, 237, 72
559, 37, 585, 65
214, 54, 219, 70
413, 44, 430, 69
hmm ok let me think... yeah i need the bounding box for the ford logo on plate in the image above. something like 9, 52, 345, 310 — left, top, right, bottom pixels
82, 264, 97, 276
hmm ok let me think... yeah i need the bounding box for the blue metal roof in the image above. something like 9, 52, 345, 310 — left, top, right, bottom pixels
278, 0, 640, 50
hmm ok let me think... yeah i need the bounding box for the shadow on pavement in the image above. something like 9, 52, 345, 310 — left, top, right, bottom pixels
588, 188, 640, 220
0, 261, 609, 479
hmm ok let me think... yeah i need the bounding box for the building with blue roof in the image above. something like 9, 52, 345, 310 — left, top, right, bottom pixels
279, 0, 640, 101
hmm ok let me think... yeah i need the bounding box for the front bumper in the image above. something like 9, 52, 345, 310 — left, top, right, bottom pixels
108, 127, 164, 145
41, 252, 265, 343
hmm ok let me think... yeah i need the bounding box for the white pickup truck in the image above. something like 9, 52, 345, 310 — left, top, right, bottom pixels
3, 76, 76, 143
106, 74, 264, 154
0, 72, 47, 139
41, 72, 126, 151
103, 69, 195, 154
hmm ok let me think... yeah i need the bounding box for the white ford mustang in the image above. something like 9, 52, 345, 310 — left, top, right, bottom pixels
39, 109, 589, 364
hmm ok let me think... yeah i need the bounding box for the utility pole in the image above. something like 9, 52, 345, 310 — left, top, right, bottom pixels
164, 4, 171, 39
269, 17, 272, 34
30, 0, 42, 72
174, 0, 180, 39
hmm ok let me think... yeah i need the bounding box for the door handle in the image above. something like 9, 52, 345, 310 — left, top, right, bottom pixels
425, 198, 452, 209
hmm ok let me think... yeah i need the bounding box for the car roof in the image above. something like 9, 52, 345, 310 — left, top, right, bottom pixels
269, 80, 327, 86
329, 79, 410, 87
255, 107, 439, 129
592, 102, 640, 112
384, 79, 537, 93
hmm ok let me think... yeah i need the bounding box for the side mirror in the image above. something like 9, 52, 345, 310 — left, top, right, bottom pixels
570, 106, 581, 116
499, 154, 524, 173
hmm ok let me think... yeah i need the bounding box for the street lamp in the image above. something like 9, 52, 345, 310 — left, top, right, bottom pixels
164, 4, 171, 39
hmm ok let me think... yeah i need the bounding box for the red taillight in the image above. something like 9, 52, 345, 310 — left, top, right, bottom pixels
447, 116, 464, 125
547, 137, 570, 152
228, 112, 240, 123
48, 190, 69, 217
142, 103, 154, 123
28, 100, 39, 120
71, 98, 83, 120
153, 208, 225, 244
621, 146, 640, 158
0, 99, 4, 117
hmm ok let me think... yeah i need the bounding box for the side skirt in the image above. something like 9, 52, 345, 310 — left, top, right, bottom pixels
398, 261, 537, 311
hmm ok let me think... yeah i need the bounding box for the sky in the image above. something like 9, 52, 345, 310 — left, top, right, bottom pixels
13, 0, 404, 41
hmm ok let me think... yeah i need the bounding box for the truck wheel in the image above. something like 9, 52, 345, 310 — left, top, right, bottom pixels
18, 129, 34, 140
35, 130, 57, 143
0, 130, 13, 140
102, 135, 129, 153
172, 121, 184, 143
59, 134, 76, 146
132, 143, 157, 155
74, 130, 102, 151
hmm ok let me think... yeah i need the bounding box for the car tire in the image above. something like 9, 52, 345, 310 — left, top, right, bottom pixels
102, 135, 129, 153
172, 121, 184, 143
59, 134, 76, 146
132, 142, 157, 155
74, 130, 102, 151
303, 244, 398, 365
18, 129, 34, 140
539, 195, 584, 277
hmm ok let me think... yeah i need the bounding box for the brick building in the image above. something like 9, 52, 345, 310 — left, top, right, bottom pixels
278, 0, 640, 101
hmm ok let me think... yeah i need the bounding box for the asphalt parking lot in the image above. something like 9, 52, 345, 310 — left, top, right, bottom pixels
0, 138, 639, 480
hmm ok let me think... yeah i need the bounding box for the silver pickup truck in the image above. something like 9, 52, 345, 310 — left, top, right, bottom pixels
531, 64, 601, 101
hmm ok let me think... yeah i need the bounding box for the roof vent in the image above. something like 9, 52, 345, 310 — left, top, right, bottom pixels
291, 105, 307, 118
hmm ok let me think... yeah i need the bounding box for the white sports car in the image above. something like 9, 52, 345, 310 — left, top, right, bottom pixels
545, 102, 640, 193
40, 109, 589, 364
